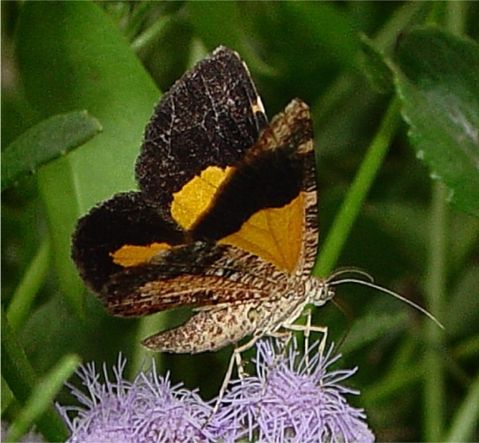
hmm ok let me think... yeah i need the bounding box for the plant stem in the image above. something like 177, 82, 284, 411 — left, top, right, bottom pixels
7, 239, 50, 331
131, 15, 172, 53
423, 4, 464, 440
314, 97, 400, 276
5, 354, 80, 443
423, 182, 447, 442
1, 308, 69, 442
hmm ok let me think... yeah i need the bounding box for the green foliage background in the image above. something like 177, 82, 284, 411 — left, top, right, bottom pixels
2, 2, 478, 441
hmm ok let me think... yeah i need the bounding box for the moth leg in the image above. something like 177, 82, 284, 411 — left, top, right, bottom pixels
262, 329, 293, 374
234, 346, 247, 379
268, 329, 292, 351
305, 309, 312, 352
213, 349, 236, 417
285, 323, 328, 353
304, 309, 312, 365
283, 313, 328, 357
213, 336, 258, 415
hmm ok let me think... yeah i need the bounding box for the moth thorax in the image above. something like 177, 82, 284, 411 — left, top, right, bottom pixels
305, 277, 335, 307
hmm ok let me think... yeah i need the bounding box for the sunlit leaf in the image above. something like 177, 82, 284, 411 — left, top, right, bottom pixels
16, 2, 159, 315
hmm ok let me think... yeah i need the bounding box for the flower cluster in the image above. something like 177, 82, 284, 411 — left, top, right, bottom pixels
210, 340, 374, 443
57, 340, 374, 442
58, 355, 214, 442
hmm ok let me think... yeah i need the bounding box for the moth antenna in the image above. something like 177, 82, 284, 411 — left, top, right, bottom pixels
327, 267, 375, 284
330, 278, 445, 330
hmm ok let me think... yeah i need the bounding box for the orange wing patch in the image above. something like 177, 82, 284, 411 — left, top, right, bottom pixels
169, 164, 305, 273
171, 166, 234, 229
220, 193, 304, 273
112, 242, 170, 267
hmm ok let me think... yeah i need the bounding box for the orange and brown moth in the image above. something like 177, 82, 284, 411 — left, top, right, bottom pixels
72, 46, 335, 362
72, 47, 443, 394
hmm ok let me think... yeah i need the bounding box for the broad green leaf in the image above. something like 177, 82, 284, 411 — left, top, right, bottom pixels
394, 28, 479, 217
16, 2, 159, 315
4, 354, 80, 443
1, 111, 102, 191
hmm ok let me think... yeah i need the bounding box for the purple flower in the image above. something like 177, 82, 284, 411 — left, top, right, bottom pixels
58, 340, 374, 443
209, 339, 375, 443
57, 354, 214, 442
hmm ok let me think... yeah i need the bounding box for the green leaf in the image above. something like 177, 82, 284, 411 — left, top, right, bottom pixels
394, 28, 479, 217
1, 111, 102, 191
130, 15, 173, 53
6, 239, 50, 332
16, 2, 159, 316
5, 354, 80, 443
1, 377, 14, 415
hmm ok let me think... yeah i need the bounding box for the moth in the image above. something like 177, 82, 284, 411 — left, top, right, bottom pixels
72, 47, 441, 392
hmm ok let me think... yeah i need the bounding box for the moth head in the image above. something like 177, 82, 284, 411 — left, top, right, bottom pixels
308, 278, 335, 307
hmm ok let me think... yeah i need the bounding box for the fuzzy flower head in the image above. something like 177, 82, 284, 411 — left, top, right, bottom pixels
57, 355, 214, 443
210, 339, 375, 443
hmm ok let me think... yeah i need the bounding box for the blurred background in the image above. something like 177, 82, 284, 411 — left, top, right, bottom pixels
2, 2, 478, 441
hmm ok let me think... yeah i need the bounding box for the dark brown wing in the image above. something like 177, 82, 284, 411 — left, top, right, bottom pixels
72, 48, 319, 320
71, 192, 184, 292
100, 241, 289, 317
136, 46, 267, 211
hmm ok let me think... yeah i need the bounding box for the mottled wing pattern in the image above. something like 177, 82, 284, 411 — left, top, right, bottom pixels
293, 109, 319, 277
101, 241, 289, 316
71, 47, 319, 337
72, 46, 267, 296
191, 99, 318, 275
72, 192, 184, 292
142, 303, 260, 353
136, 46, 267, 211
